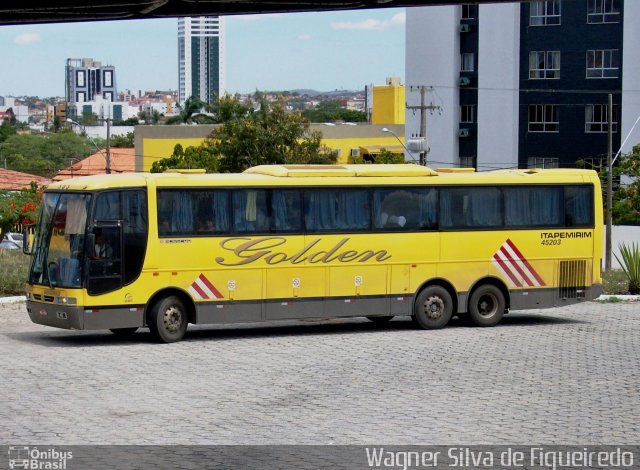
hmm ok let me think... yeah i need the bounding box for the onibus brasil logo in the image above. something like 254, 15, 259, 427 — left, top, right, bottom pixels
8, 447, 73, 470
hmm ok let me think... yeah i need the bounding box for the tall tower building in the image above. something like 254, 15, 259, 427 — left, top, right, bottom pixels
406, 0, 640, 169
65, 58, 118, 103
178, 16, 226, 105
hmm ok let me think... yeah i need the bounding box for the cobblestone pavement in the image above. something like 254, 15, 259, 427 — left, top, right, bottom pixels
1, 300, 639, 445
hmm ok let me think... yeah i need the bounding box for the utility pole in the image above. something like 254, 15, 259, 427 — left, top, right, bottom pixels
105, 117, 111, 174
605, 93, 613, 270
406, 85, 440, 165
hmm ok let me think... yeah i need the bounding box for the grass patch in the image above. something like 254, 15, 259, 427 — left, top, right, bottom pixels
0, 249, 29, 296
603, 269, 633, 295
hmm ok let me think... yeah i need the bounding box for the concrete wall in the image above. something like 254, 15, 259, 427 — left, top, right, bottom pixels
607, 225, 640, 269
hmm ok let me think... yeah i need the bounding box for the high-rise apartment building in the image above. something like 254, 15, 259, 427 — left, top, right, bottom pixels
65, 58, 118, 104
178, 16, 226, 105
406, 0, 640, 169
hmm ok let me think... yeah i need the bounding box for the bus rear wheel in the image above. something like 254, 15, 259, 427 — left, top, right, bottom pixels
413, 286, 453, 329
468, 284, 505, 327
148, 295, 188, 343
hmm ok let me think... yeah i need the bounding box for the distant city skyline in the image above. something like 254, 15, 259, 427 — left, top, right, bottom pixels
0, 9, 405, 98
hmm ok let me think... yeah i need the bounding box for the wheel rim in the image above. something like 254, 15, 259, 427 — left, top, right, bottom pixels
476, 293, 498, 318
423, 296, 445, 320
163, 305, 183, 333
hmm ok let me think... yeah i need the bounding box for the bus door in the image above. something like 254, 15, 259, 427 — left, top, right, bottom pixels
87, 221, 123, 295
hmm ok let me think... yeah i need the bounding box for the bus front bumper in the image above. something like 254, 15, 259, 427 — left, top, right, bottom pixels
26, 300, 84, 330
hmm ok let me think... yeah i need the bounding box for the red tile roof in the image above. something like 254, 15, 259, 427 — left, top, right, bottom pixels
54, 148, 136, 181
0, 168, 52, 190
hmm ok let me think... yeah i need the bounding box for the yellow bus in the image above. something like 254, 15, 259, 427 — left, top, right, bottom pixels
24, 164, 603, 343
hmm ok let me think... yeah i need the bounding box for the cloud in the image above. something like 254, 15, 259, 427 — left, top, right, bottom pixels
331, 12, 405, 31
297, 34, 312, 41
14, 32, 41, 45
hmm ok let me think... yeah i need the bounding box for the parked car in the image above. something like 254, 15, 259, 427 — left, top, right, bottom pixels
2, 232, 23, 249
0, 239, 20, 250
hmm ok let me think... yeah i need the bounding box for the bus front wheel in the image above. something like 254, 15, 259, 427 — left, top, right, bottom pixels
413, 286, 453, 329
148, 295, 188, 343
468, 285, 505, 327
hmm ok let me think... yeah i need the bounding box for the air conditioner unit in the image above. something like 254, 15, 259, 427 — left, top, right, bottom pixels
350, 148, 360, 157
459, 23, 471, 33
458, 128, 471, 138
407, 138, 428, 153
459, 76, 471, 86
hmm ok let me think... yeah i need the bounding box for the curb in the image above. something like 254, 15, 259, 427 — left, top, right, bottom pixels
0, 296, 26, 304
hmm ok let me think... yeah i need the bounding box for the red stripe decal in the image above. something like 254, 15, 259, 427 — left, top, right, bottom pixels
498, 246, 534, 286
493, 254, 522, 287
198, 274, 223, 299
505, 239, 546, 286
191, 282, 208, 299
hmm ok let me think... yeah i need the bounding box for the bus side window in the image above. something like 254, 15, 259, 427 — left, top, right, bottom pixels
565, 186, 593, 227
232, 190, 269, 233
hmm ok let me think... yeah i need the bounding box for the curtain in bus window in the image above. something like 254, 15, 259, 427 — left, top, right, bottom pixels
417, 188, 438, 229
171, 191, 193, 234
272, 190, 301, 232
122, 191, 146, 234
65, 197, 88, 234
233, 190, 268, 232
565, 186, 592, 226
336, 190, 369, 230
212, 191, 229, 232
305, 191, 338, 231
504, 187, 562, 226
95, 192, 119, 220
466, 188, 501, 227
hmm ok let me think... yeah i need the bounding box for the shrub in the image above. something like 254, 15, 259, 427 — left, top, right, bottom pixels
0, 249, 29, 296
614, 242, 640, 294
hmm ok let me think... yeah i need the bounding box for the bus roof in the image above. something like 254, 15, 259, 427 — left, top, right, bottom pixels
45, 165, 600, 191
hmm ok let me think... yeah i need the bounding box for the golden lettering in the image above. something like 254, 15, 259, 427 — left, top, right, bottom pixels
215, 236, 393, 266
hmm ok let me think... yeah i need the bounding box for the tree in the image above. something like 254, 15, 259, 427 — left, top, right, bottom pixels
0, 121, 17, 143
151, 95, 337, 173
164, 96, 213, 125
352, 148, 405, 164
110, 132, 135, 148
209, 97, 337, 172
302, 100, 367, 123
2, 131, 94, 177
0, 182, 42, 235
611, 143, 640, 225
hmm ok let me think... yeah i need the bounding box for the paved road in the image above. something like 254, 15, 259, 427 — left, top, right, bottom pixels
1, 300, 639, 446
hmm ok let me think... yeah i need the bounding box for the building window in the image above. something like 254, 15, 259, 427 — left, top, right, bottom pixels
461, 53, 475, 72
585, 104, 618, 133
527, 157, 559, 168
460, 156, 476, 168
528, 105, 559, 133
76, 92, 86, 103
104, 70, 113, 87
530, 0, 561, 26
76, 70, 85, 87
529, 51, 561, 79
460, 105, 475, 123
461, 4, 476, 19
587, 0, 620, 23
586, 49, 619, 78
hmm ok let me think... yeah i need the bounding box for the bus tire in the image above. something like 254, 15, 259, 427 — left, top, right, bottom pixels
148, 295, 188, 343
468, 284, 505, 327
413, 286, 453, 330
366, 315, 394, 323
109, 327, 138, 337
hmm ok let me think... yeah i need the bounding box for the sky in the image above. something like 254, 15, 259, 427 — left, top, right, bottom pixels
0, 8, 405, 98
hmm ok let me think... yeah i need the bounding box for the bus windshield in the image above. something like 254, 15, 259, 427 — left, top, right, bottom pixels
29, 192, 91, 288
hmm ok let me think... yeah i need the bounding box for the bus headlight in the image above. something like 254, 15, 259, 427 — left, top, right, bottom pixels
55, 297, 77, 305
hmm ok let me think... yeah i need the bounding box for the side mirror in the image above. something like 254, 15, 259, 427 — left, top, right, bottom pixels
22, 223, 36, 255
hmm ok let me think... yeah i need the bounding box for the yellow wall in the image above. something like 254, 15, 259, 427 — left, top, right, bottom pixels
372, 85, 405, 125
137, 125, 405, 169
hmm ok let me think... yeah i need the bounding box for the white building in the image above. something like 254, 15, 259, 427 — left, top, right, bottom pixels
406, 0, 640, 169
178, 16, 226, 105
